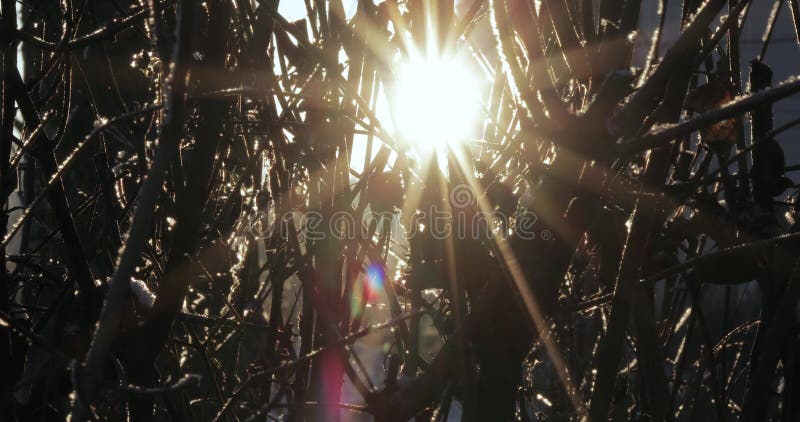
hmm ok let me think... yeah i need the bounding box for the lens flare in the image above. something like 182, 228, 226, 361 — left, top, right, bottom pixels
365, 263, 384, 301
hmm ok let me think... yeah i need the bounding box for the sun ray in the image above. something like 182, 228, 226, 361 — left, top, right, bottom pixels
447, 145, 583, 414
346, 0, 582, 413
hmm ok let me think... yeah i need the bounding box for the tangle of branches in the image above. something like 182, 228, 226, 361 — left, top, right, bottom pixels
1, 0, 800, 421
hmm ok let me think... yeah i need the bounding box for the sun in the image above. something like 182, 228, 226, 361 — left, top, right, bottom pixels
391, 56, 481, 151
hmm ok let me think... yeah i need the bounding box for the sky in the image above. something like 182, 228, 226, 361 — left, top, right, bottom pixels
278, 1, 359, 21
278, 1, 475, 22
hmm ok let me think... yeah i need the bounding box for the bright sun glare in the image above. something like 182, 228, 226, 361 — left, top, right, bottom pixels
393, 57, 480, 150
